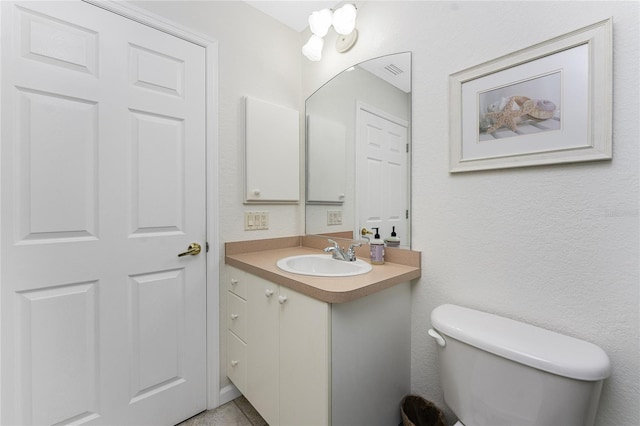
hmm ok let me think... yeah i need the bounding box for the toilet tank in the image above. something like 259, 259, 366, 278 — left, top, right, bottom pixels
430, 304, 611, 426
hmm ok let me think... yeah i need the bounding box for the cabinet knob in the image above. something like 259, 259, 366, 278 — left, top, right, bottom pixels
231, 360, 239, 367
265, 289, 274, 298
278, 295, 288, 304
253, 189, 261, 196
231, 278, 238, 285
230, 314, 238, 320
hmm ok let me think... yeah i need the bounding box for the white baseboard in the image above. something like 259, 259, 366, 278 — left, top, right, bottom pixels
219, 384, 242, 406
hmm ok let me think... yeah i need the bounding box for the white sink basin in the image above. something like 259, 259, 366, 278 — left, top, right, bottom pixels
276, 254, 372, 277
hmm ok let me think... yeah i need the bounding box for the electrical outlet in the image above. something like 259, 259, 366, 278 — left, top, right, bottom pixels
327, 210, 342, 226
244, 211, 269, 230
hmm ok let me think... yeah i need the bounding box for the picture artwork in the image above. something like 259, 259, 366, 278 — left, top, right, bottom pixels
478, 72, 561, 141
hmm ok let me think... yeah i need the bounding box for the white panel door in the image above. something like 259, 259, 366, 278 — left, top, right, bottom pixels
0, 1, 207, 425
356, 105, 409, 246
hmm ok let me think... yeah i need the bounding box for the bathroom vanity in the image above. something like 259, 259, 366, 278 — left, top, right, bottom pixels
225, 236, 421, 426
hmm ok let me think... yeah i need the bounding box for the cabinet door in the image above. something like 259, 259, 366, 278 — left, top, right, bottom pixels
279, 288, 330, 426
245, 96, 299, 202
246, 276, 279, 426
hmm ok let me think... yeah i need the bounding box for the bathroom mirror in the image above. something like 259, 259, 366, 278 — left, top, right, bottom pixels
305, 52, 412, 248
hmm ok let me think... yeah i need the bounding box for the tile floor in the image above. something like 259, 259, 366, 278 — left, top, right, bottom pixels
177, 396, 267, 426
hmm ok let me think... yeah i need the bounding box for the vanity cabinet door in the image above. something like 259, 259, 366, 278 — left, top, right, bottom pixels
279, 287, 330, 426
246, 275, 279, 426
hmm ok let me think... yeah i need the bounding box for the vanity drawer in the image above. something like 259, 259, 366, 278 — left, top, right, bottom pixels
227, 266, 247, 299
227, 330, 247, 394
228, 291, 247, 341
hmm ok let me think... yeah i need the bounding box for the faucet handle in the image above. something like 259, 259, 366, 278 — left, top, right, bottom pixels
348, 242, 362, 252
346, 242, 362, 261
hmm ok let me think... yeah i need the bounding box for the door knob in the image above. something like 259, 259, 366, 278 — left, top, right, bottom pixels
178, 243, 202, 257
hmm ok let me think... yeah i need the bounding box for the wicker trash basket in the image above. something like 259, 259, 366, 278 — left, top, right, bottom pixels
400, 395, 447, 426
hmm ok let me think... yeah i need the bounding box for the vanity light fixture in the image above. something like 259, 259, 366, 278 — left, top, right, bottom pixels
331, 3, 357, 35
302, 34, 324, 62
308, 8, 332, 37
302, 4, 358, 61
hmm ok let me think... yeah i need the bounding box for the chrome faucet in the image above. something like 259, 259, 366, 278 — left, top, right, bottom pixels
324, 239, 362, 262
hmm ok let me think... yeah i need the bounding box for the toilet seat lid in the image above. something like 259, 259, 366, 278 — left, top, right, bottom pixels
431, 304, 611, 381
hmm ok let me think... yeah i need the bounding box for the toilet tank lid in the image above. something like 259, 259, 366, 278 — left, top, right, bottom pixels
431, 304, 611, 381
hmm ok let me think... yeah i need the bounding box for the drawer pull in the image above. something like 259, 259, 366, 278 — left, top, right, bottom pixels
230, 314, 239, 320
231, 278, 239, 285
231, 360, 239, 367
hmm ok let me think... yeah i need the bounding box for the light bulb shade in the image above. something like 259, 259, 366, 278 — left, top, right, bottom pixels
332, 4, 357, 35
308, 8, 332, 37
302, 35, 324, 61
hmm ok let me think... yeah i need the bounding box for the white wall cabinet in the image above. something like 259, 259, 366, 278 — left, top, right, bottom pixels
245, 96, 299, 202
306, 114, 346, 204
226, 266, 410, 426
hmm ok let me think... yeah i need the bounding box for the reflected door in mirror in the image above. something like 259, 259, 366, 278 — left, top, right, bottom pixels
357, 103, 409, 247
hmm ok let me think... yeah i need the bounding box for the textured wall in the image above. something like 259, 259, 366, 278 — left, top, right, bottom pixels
301, 2, 639, 425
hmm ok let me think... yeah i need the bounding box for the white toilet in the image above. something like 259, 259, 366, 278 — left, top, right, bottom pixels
428, 304, 611, 426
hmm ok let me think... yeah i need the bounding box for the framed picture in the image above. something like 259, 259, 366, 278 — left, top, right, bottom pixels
450, 18, 612, 172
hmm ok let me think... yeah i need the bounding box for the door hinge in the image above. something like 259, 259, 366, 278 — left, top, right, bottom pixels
206, 242, 209, 253
406, 210, 409, 219
406, 143, 409, 153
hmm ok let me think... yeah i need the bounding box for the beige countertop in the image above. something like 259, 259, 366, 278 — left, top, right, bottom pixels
225, 236, 421, 304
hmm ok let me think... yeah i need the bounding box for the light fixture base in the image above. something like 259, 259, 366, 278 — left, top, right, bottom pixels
335, 29, 358, 53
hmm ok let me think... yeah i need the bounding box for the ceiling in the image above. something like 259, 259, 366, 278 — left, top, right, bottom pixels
243, 1, 342, 32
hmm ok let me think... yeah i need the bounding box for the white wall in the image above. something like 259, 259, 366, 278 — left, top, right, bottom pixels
301, 2, 639, 425
130, 0, 303, 394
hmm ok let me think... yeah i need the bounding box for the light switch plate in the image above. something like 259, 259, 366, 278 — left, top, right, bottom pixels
327, 210, 342, 226
245, 211, 269, 230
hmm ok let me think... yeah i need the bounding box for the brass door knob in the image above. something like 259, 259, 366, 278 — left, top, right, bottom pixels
178, 243, 202, 257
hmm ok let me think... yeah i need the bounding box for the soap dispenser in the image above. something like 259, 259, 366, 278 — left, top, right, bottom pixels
370, 227, 384, 265
385, 226, 400, 248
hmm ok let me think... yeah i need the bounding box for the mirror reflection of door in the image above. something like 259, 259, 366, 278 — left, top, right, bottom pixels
356, 103, 409, 247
